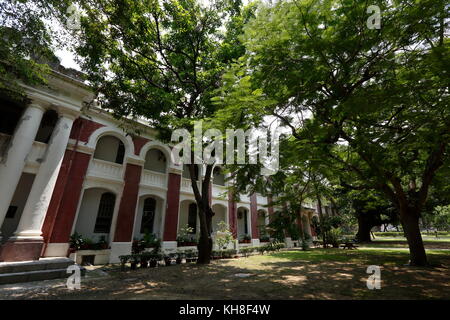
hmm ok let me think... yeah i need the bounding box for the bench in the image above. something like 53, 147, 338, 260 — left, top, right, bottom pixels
340, 242, 359, 250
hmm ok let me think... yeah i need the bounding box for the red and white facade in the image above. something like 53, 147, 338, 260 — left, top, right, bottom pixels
0, 71, 286, 264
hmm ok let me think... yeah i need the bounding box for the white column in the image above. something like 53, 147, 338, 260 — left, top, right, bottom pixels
0, 104, 45, 238
10, 113, 76, 241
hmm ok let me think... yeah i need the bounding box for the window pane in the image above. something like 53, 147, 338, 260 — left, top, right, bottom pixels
141, 197, 156, 233
94, 192, 115, 233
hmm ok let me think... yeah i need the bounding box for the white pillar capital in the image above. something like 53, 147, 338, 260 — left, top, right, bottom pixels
28, 103, 47, 113
60, 110, 80, 122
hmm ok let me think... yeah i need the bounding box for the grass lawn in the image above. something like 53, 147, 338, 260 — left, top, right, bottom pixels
1, 248, 449, 300
356, 235, 450, 249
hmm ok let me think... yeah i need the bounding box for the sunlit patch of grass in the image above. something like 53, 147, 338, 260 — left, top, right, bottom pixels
266, 248, 450, 267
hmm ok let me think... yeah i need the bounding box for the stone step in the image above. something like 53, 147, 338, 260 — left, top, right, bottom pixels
0, 268, 72, 285
0, 257, 74, 275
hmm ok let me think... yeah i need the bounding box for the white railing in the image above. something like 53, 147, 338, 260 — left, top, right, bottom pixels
27, 141, 48, 164
140, 169, 167, 189
256, 194, 268, 206
87, 158, 124, 181
212, 184, 228, 199
180, 177, 201, 194
239, 193, 250, 203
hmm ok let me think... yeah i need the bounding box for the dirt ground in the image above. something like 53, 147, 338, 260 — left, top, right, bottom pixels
1, 248, 449, 300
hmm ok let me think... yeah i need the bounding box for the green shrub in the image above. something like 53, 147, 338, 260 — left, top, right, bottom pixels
240, 246, 255, 257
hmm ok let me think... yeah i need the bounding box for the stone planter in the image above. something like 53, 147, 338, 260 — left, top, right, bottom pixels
70, 249, 111, 265
177, 242, 197, 247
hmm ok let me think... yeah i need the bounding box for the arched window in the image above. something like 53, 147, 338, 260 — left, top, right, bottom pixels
94, 136, 125, 164
188, 203, 197, 233
35, 110, 58, 143
144, 149, 167, 173
141, 197, 156, 233
212, 167, 225, 186
94, 192, 116, 233
183, 164, 199, 181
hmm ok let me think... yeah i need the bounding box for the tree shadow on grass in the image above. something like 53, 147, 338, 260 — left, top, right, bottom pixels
3, 249, 449, 300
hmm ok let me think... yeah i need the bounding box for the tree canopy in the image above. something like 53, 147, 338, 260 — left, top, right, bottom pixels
213, 0, 449, 265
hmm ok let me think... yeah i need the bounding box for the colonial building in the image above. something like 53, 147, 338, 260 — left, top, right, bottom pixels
0, 68, 317, 265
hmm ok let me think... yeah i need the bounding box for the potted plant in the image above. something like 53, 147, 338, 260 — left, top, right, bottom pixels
191, 251, 198, 263
95, 235, 109, 250
119, 255, 130, 271
184, 250, 193, 262
177, 225, 197, 246
176, 251, 185, 264
239, 234, 251, 244
142, 232, 161, 250
81, 238, 94, 250
149, 254, 158, 268
69, 232, 84, 252
164, 253, 176, 266
140, 253, 151, 268
130, 254, 140, 270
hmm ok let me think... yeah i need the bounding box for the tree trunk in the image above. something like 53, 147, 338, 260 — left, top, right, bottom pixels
400, 206, 428, 266
197, 200, 213, 264
316, 196, 326, 248
187, 163, 214, 264
355, 214, 372, 242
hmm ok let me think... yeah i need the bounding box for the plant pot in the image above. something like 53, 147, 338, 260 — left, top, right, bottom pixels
140, 261, 148, 268
178, 242, 197, 247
